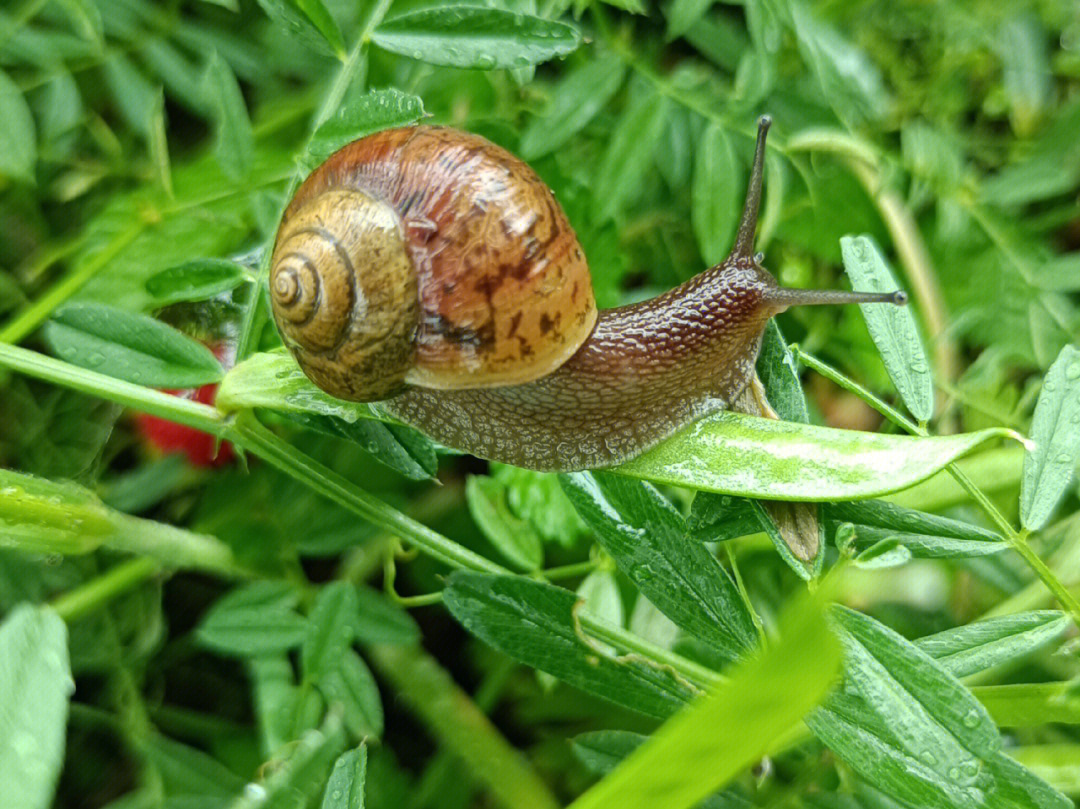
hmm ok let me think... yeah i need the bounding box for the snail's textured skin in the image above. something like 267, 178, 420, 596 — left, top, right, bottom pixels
382, 259, 780, 471
270, 126, 597, 399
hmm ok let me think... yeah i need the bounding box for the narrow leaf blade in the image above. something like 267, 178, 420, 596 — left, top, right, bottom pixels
841, 235, 934, 422
568, 595, 839, 809
372, 7, 581, 69
44, 302, 223, 388
616, 411, 1017, 500
0, 606, 72, 809
1020, 344, 1080, 530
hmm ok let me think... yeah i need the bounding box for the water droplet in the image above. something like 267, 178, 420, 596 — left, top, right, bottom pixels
87, 352, 105, 367
332, 790, 342, 800
948, 767, 961, 781
243, 782, 267, 802
1057, 453, 1072, 464
920, 751, 937, 766
476, 54, 496, 69
911, 361, 928, 374
1066, 362, 1080, 380
411, 49, 423, 60
1045, 380, 1058, 392
962, 709, 980, 728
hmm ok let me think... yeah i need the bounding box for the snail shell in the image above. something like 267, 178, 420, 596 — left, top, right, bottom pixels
269, 126, 598, 401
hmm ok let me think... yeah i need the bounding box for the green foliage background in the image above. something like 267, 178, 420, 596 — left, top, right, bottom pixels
1, 0, 1080, 807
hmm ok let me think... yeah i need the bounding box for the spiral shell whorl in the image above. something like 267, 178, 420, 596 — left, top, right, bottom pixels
269, 188, 419, 401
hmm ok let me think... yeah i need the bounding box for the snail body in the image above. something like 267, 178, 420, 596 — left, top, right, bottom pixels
270, 118, 904, 472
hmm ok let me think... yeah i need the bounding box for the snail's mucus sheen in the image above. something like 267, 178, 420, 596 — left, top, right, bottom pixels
269, 125, 796, 471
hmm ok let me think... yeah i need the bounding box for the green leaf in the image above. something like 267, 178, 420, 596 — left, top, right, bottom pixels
666, 0, 715, 40
253, 0, 344, 57
692, 122, 742, 265
102, 54, 156, 139
790, 3, 890, 125
841, 235, 934, 423
571, 731, 750, 808
197, 582, 308, 657
491, 464, 590, 548
0, 467, 115, 555
998, 14, 1051, 136
825, 499, 1007, 558
54, 0, 104, 45
1010, 745, 1080, 796
308, 89, 424, 164
756, 321, 810, 423
594, 88, 671, 220
466, 475, 544, 571
351, 587, 420, 646
0, 68, 36, 183
917, 612, 1070, 679
202, 52, 254, 182
1020, 344, 1080, 530
142, 734, 246, 797
853, 537, 912, 569
249, 656, 296, 757
975, 683, 1080, 728
519, 52, 625, 159
285, 412, 438, 481
687, 494, 761, 543
44, 302, 223, 388
319, 651, 383, 739
291, 0, 346, 57
808, 607, 1070, 809
371, 7, 581, 70
560, 472, 756, 660
0, 605, 72, 809
322, 747, 367, 809
145, 259, 248, 306
567, 594, 839, 809
576, 568, 624, 631
218, 350, 380, 423
443, 572, 696, 719
303, 581, 359, 682
615, 411, 1017, 500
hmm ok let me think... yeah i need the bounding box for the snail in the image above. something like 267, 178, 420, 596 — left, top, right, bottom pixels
269, 117, 905, 472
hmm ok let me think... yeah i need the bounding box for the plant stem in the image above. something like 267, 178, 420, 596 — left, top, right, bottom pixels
0, 343, 227, 434
51, 557, 162, 623
366, 642, 562, 809
578, 612, 723, 690
791, 345, 920, 434
536, 559, 599, 581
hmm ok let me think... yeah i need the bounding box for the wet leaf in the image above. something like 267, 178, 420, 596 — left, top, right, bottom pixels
1020, 344, 1080, 530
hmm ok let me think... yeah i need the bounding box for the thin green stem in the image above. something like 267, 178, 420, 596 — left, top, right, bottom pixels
791, 346, 920, 433
51, 557, 162, 623
578, 612, 723, 690
726, 543, 765, 643
0, 343, 227, 434
535, 559, 599, 581
366, 642, 562, 809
